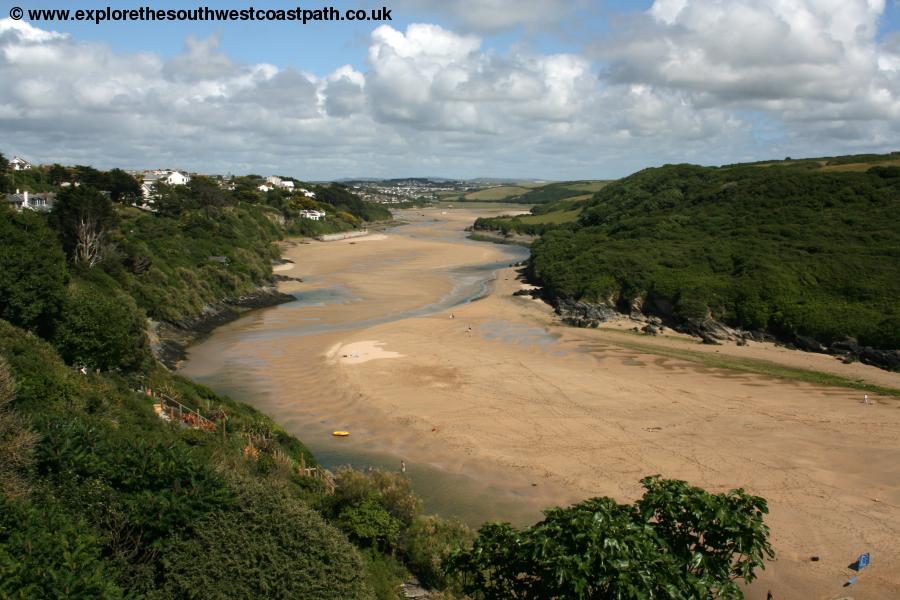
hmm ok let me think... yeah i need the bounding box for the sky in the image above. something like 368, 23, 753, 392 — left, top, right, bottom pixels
1, 0, 899, 180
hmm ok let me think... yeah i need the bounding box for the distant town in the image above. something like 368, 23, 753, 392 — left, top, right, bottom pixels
5, 154, 551, 214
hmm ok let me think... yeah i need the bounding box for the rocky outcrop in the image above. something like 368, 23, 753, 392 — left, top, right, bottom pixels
541, 288, 899, 372
829, 339, 900, 371
555, 298, 619, 328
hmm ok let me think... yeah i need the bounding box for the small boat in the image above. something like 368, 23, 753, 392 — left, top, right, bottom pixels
332, 431, 350, 437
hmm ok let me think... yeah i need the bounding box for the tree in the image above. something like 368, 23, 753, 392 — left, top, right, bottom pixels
106, 168, 141, 204
53, 280, 150, 372
188, 175, 227, 219
72, 165, 106, 189
0, 209, 69, 335
151, 181, 189, 217
448, 476, 774, 599
0, 151, 8, 193
47, 163, 70, 186
51, 186, 117, 268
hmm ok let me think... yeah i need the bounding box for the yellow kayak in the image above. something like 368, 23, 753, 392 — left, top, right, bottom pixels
332, 431, 350, 437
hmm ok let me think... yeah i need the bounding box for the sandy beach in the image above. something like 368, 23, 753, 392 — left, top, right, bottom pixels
182, 207, 900, 599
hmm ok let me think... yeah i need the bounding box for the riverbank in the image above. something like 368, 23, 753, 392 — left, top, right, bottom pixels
151, 285, 296, 369
181, 207, 900, 599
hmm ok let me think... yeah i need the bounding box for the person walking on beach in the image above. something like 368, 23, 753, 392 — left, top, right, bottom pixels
864, 394, 870, 405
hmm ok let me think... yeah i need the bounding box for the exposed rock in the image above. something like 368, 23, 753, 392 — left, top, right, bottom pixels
629, 296, 646, 321
555, 298, 619, 328
831, 339, 861, 355
678, 317, 738, 342
792, 335, 826, 353
747, 329, 776, 343
701, 333, 722, 345
546, 289, 899, 372
859, 347, 900, 371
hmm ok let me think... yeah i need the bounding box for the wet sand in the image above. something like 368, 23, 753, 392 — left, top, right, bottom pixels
182, 207, 900, 599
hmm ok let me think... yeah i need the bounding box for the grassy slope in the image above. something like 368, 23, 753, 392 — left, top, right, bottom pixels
463, 186, 532, 201
0, 319, 376, 598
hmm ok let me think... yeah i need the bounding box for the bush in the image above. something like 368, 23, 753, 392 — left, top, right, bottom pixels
338, 494, 402, 550
0, 495, 122, 599
154, 479, 375, 600
0, 357, 38, 498
448, 476, 773, 599
53, 280, 151, 372
331, 468, 423, 528
404, 515, 473, 589
0, 209, 68, 336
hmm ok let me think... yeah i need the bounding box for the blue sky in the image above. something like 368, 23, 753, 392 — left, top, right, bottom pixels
2, 1, 900, 179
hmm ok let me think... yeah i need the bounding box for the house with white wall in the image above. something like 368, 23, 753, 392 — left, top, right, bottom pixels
299, 209, 326, 221
9, 156, 32, 171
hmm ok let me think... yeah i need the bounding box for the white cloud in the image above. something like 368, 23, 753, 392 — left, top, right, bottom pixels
0, 5, 898, 180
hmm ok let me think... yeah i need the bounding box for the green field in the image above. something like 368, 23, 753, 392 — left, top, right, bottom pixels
516, 206, 583, 225
463, 186, 531, 201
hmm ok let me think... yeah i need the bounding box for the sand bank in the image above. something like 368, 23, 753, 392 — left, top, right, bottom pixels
182, 207, 900, 599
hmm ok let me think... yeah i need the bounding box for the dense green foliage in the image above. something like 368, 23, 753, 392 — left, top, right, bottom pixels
0, 319, 375, 598
0, 209, 68, 336
54, 278, 152, 371
107, 204, 283, 323
0, 495, 123, 599
449, 476, 773, 599
529, 161, 900, 350
154, 479, 374, 599
313, 183, 392, 222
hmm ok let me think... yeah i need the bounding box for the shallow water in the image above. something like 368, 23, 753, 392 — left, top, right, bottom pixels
180, 213, 552, 526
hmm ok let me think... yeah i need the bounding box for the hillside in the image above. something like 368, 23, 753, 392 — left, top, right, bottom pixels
455, 180, 608, 203
523, 157, 900, 369
1, 155, 779, 598
0, 159, 467, 599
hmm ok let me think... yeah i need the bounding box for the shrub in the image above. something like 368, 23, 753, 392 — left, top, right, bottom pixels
0, 209, 68, 336
404, 515, 473, 589
448, 476, 773, 599
53, 280, 151, 372
0, 495, 122, 599
0, 357, 38, 498
153, 479, 375, 600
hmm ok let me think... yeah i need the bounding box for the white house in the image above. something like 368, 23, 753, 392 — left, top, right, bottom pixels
6, 190, 56, 212
9, 156, 32, 171
299, 188, 316, 198
141, 173, 160, 200
299, 209, 326, 221
141, 170, 190, 200
258, 183, 274, 192
165, 171, 190, 186
266, 175, 296, 191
